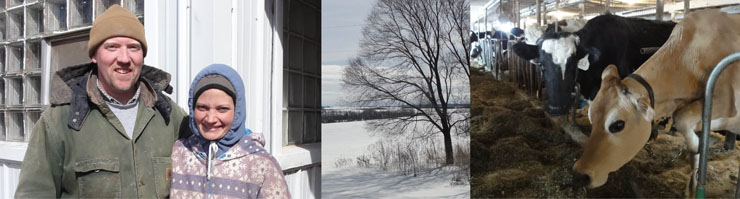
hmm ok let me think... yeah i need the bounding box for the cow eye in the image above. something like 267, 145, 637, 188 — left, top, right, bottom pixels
609, 120, 625, 133
621, 88, 630, 95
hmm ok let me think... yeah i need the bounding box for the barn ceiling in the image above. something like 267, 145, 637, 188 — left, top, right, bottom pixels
472, 0, 658, 21
471, 0, 740, 29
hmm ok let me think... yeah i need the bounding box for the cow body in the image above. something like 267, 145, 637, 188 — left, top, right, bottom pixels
470, 31, 491, 44
512, 14, 675, 115
574, 10, 740, 191
470, 30, 511, 61
471, 29, 527, 67
469, 30, 511, 45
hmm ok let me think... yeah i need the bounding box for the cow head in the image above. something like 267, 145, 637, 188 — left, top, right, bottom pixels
572, 65, 654, 188
512, 32, 590, 115
544, 18, 587, 34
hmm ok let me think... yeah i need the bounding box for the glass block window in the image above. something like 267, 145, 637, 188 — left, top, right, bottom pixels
282, 0, 320, 146
0, 0, 143, 142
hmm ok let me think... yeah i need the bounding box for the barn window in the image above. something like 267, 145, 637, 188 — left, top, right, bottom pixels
0, 0, 144, 142
282, 0, 320, 146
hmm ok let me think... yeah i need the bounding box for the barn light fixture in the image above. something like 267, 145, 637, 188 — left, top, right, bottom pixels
547, 10, 578, 20
619, 0, 638, 5
493, 22, 515, 33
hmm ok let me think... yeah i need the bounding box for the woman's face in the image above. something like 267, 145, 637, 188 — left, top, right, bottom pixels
194, 88, 235, 141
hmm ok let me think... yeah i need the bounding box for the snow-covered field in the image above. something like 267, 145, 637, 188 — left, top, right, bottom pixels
322, 121, 470, 198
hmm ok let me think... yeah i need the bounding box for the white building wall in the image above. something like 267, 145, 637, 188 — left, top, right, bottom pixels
0, 161, 21, 199
0, 133, 28, 197
145, 0, 320, 198
0, 141, 25, 198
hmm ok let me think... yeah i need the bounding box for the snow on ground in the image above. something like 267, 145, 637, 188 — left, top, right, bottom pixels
322, 121, 470, 198
322, 121, 376, 174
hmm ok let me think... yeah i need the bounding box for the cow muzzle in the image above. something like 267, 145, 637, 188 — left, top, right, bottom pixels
572, 170, 591, 187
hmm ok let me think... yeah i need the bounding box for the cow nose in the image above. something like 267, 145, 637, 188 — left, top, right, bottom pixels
572, 171, 591, 187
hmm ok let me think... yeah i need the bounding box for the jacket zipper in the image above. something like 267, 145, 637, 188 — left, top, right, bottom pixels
205, 151, 212, 199
132, 140, 139, 197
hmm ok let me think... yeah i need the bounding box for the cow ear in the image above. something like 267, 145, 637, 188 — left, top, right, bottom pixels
512, 42, 539, 60
635, 96, 655, 121
601, 64, 620, 81
588, 47, 601, 63
573, 35, 580, 45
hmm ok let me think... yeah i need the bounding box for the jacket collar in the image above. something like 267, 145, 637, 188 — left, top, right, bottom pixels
49, 62, 175, 130
184, 131, 265, 161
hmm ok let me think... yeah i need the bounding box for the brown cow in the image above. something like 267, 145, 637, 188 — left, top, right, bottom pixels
572, 9, 740, 193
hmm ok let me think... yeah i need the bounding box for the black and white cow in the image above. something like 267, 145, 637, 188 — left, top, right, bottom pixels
523, 18, 587, 46
512, 14, 676, 115
470, 28, 525, 42
470, 29, 524, 63
470, 31, 491, 44
470, 31, 502, 59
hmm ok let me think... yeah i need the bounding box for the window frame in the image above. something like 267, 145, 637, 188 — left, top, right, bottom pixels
0, 0, 144, 161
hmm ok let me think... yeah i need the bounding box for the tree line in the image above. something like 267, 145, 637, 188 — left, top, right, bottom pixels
322, 108, 418, 123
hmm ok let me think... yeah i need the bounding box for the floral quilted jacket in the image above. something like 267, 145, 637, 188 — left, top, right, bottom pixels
170, 133, 291, 199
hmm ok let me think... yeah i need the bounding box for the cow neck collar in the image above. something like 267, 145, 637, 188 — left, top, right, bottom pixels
627, 73, 654, 109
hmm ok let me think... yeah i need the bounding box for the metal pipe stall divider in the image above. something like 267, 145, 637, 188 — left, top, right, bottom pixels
483, 40, 493, 72
640, 47, 661, 55
698, 52, 740, 198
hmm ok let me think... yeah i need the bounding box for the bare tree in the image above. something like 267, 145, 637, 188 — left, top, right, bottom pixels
343, 0, 470, 165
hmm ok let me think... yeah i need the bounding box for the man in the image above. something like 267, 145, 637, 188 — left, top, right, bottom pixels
15, 5, 189, 198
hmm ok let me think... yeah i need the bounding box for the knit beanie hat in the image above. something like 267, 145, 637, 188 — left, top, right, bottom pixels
88, 4, 147, 58
193, 74, 237, 104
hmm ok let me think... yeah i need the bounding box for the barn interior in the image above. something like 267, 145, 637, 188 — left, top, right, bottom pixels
469, 0, 740, 198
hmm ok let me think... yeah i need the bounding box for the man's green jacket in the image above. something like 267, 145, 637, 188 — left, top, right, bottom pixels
15, 63, 190, 198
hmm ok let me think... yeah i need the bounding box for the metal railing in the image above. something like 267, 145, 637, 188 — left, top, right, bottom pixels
698, 52, 740, 198
507, 41, 544, 98
478, 38, 507, 78
477, 38, 544, 99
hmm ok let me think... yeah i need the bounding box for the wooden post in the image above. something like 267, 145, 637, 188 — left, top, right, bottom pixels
485, 7, 489, 32
511, 0, 520, 28
537, 0, 541, 26
684, 0, 690, 16
656, 0, 664, 21
605, 0, 611, 13
516, 0, 520, 28
555, 0, 559, 32
542, 0, 547, 25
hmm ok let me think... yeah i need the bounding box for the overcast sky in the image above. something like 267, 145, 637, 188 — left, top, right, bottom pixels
322, 0, 377, 107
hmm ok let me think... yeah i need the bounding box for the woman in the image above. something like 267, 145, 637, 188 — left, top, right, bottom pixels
170, 64, 290, 198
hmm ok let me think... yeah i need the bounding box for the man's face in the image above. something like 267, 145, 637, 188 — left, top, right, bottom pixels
92, 36, 144, 96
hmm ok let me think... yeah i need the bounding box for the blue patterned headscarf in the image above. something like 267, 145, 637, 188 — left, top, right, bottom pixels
188, 64, 248, 157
